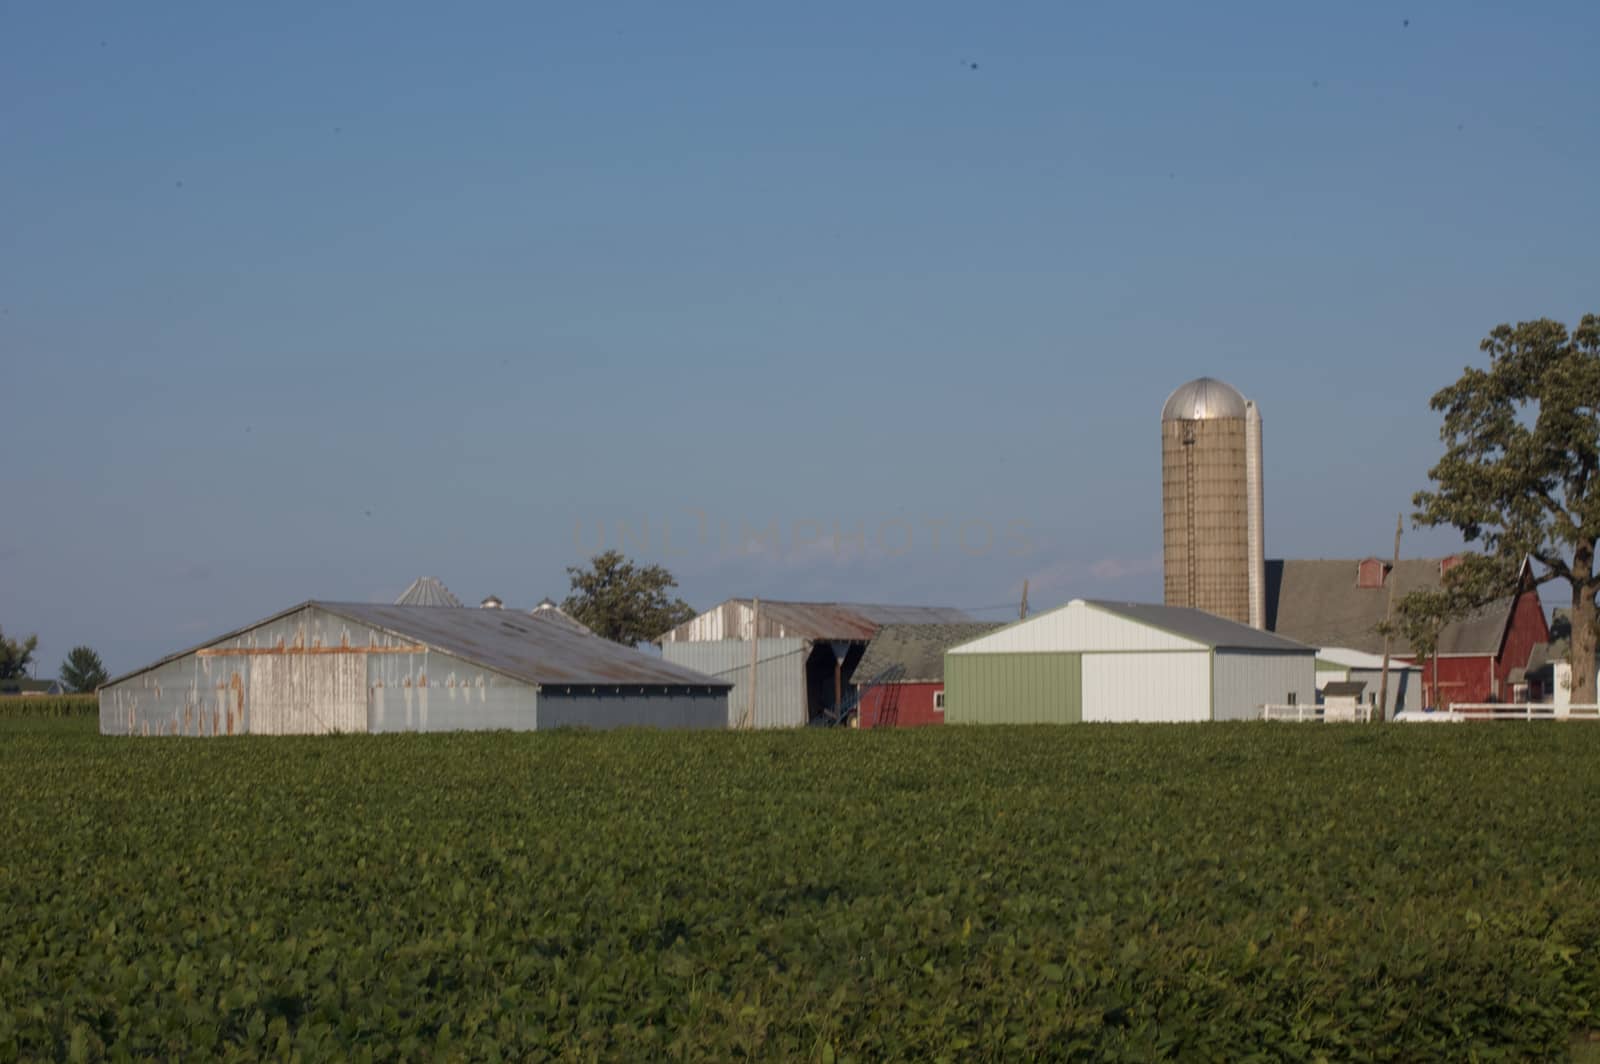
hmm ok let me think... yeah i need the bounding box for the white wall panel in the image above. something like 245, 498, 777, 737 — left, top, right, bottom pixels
1213, 652, 1316, 721
661, 639, 807, 728
950, 601, 1203, 656
1081, 652, 1210, 722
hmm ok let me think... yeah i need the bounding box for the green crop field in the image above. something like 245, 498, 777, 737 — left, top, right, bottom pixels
5, 716, 1600, 1060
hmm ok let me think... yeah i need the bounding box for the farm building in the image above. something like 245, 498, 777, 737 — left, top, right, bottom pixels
100, 601, 730, 737
852, 623, 1002, 727
658, 599, 973, 727
944, 599, 1315, 724
1266, 556, 1549, 707
1320, 681, 1368, 722
1314, 647, 1422, 717
1522, 609, 1600, 710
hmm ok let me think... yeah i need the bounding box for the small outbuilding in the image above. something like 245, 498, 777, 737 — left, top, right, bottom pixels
852, 622, 1003, 727
1320, 680, 1368, 722
101, 601, 730, 736
944, 599, 1316, 724
1314, 646, 1421, 716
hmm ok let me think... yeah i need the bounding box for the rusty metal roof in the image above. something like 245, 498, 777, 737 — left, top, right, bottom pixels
319, 603, 730, 688
660, 599, 976, 643
107, 600, 731, 691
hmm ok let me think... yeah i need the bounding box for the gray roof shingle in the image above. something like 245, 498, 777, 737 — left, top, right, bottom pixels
853, 623, 1005, 684
1265, 559, 1514, 657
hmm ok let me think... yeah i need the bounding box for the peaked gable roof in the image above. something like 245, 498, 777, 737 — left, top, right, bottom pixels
853, 623, 1004, 684
948, 599, 1313, 655
1265, 558, 1528, 657
395, 577, 463, 608
659, 599, 974, 643
1084, 600, 1314, 652
108, 601, 730, 691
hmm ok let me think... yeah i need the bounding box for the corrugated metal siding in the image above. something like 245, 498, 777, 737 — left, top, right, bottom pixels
1342, 667, 1419, 715
1212, 651, 1316, 720
101, 605, 542, 736
943, 653, 1082, 725
1081, 652, 1209, 722
949, 602, 1203, 656
366, 657, 537, 734
536, 690, 727, 730
248, 653, 365, 734
660, 639, 807, 728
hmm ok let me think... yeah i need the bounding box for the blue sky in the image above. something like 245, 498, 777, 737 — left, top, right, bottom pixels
3, 1, 1597, 676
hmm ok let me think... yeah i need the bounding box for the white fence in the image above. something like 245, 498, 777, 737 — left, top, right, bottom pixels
1260, 704, 1373, 723
1398, 703, 1600, 723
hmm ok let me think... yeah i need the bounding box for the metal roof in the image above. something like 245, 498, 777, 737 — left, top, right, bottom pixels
1323, 680, 1369, 697
1161, 377, 1248, 421
1316, 646, 1422, 670
1265, 558, 1520, 656
395, 577, 463, 608
660, 599, 975, 643
853, 623, 1005, 684
1085, 600, 1315, 652
530, 599, 594, 637
107, 601, 731, 691
319, 603, 728, 688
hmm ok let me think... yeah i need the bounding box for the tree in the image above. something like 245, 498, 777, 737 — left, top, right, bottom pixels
0, 626, 38, 681
59, 646, 109, 693
562, 551, 697, 645
1408, 313, 1600, 703
1379, 586, 1460, 709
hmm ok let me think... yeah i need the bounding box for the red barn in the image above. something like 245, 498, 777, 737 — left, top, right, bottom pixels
1266, 556, 1549, 708
853, 623, 1001, 727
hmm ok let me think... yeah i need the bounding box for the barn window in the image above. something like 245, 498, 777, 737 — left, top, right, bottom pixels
1356, 559, 1389, 589
934, 690, 946, 712
1287, 691, 1298, 706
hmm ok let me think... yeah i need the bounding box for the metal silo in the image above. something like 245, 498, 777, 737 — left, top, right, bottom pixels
1161, 378, 1265, 627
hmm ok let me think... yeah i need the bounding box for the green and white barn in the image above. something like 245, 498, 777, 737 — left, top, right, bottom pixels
944, 599, 1315, 724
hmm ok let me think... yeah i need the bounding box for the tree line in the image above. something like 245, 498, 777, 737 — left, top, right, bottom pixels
0, 629, 107, 694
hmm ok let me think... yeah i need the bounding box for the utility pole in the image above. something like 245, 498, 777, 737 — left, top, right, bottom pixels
743, 597, 759, 729
1019, 579, 1030, 621
1377, 513, 1402, 722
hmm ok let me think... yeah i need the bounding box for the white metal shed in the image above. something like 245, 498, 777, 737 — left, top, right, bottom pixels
944, 599, 1316, 724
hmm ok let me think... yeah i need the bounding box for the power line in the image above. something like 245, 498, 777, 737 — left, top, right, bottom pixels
700, 646, 808, 678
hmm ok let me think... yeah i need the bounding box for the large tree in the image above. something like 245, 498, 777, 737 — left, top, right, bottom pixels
60, 646, 109, 693
562, 550, 697, 646
1409, 314, 1600, 703
0, 626, 38, 681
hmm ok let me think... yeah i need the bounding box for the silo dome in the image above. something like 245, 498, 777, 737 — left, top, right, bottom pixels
1161, 377, 1248, 421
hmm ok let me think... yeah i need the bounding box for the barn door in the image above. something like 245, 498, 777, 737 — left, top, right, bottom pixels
248, 654, 367, 734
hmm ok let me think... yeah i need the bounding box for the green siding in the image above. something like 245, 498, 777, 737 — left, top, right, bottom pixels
944, 653, 1082, 724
